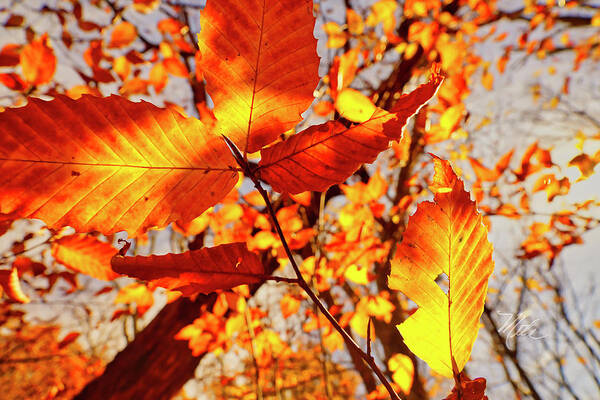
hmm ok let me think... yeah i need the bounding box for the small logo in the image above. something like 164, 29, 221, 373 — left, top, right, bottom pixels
497, 311, 547, 350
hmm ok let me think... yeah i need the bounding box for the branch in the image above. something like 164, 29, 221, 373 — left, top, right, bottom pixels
223, 135, 404, 400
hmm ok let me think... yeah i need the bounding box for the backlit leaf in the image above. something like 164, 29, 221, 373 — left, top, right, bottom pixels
20, 33, 56, 86
388, 353, 414, 395
198, 0, 319, 153
388, 156, 494, 377
111, 242, 265, 296
108, 22, 137, 49
0, 95, 238, 236
114, 282, 154, 316
52, 234, 120, 281
335, 88, 377, 123
259, 74, 442, 194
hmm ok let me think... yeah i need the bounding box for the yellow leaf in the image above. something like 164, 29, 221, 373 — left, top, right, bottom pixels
114, 282, 154, 316
335, 88, 377, 123
388, 353, 414, 395
388, 156, 494, 377
592, 11, 600, 26
481, 70, 493, 90
345, 264, 369, 285
350, 311, 370, 338
0, 266, 30, 303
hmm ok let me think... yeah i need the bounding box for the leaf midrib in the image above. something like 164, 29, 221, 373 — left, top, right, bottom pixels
0, 157, 233, 172
258, 112, 393, 170
245, 0, 267, 155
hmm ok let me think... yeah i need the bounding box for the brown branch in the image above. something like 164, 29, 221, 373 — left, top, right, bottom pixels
223, 135, 404, 400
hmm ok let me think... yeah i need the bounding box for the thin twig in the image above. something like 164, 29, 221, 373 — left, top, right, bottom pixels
223, 135, 403, 400
367, 317, 372, 358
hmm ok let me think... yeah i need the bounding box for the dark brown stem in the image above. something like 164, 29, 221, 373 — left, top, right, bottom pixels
223, 135, 403, 400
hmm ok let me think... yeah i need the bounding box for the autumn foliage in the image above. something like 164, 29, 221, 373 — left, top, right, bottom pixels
1, 0, 599, 399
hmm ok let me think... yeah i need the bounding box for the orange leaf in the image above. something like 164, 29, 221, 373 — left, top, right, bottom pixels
133, 0, 160, 13
280, 294, 302, 318
0, 266, 30, 303
114, 282, 154, 316
258, 74, 442, 194
0, 95, 238, 236
163, 57, 189, 78
52, 234, 120, 281
198, 0, 319, 153
149, 62, 168, 93
468, 158, 499, 182
388, 156, 494, 377
108, 21, 137, 49
20, 33, 56, 86
111, 243, 265, 296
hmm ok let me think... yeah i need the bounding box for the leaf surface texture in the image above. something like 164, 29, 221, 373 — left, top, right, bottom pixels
198, 0, 319, 153
52, 234, 119, 281
111, 242, 265, 295
259, 75, 442, 194
0, 94, 238, 236
388, 156, 494, 377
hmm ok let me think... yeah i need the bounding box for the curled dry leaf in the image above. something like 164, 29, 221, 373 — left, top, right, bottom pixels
0, 266, 30, 303
0, 94, 238, 237
198, 0, 319, 153
51, 234, 120, 281
388, 155, 494, 377
258, 72, 442, 194
111, 242, 265, 296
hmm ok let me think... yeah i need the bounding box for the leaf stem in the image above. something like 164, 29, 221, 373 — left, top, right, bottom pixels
223, 135, 403, 400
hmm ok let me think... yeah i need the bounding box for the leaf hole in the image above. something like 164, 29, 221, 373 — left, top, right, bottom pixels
435, 273, 449, 295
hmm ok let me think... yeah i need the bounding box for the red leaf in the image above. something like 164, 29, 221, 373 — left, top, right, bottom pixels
258, 73, 442, 194
0, 72, 27, 91
111, 243, 265, 296
0, 94, 238, 236
58, 332, 80, 349
443, 375, 488, 400
0, 44, 21, 67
